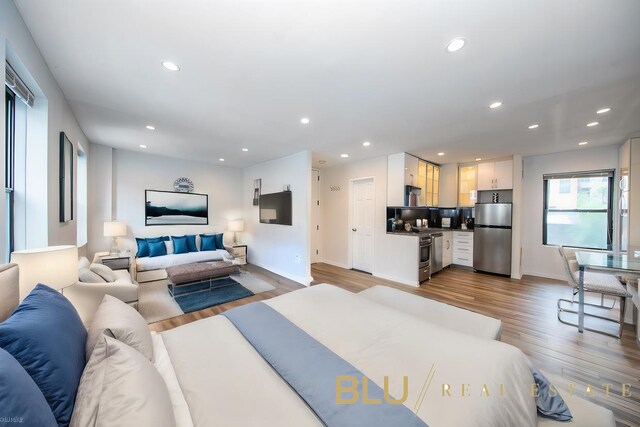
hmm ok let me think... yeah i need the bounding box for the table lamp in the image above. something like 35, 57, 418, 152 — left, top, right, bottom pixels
10, 245, 78, 301
228, 220, 245, 245
104, 221, 127, 255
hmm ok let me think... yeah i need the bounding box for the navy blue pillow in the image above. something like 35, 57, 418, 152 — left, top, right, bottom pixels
215, 233, 225, 250
0, 284, 87, 426
200, 234, 216, 251
172, 236, 189, 254
135, 237, 150, 258
148, 240, 167, 257
186, 234, 198, 252
0, 348, 57, 426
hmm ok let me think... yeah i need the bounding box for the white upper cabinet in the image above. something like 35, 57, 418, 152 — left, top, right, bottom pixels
404, 154, 419, 186
477, 159, 513, 190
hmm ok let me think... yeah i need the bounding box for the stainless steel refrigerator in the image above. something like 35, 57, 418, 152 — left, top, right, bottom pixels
474, 203, 512, 276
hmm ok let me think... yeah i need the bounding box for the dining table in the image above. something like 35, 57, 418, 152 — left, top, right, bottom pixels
575, 249, 640, 340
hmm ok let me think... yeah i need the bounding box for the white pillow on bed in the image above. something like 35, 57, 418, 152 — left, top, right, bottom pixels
71, 335, 176, 427
86, 295, 154, 362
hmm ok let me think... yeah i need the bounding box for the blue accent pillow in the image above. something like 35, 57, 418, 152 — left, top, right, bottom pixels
0, 284, 87, 426
200, 234, 216, 251
136, 237, 150, 258
0, 348, 57, 426
215, 233, 225, 250
530, 366, 572, 421
148, 240, 167, 257
172, 236, 189, 254
186, 234, 198, 252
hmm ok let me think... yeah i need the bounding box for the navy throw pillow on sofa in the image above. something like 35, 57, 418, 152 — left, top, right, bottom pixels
0, 284, 87, 426
148, 240, 167, 257
215, 233, 225, 250
186, 234, 198, 252
172, 236, 189, 254
0, 348, 57, 426
200, 234, 216, 251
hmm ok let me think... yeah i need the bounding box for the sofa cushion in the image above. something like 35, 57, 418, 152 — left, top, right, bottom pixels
86, 295, 153, 362
215, 233, 225, 250
0, 284, 87, 426
149, 240, 167, 257
90, 263, 115, 282
200, 234, 216, 251
164, 240, 175, 254
172, 236, 189, 254
0, 347, 57, 426
78, 257, 91, 269
136, 237, 150, 258
79, 267, 106, 283
71, 335, 176, 427
186, 234, 198, 252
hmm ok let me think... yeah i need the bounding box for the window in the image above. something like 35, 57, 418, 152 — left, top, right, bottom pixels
543, 170, 614, 250
5, 87, 15, 260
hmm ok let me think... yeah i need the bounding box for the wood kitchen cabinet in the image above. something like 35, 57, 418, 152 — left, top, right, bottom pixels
477, 160, 513, 190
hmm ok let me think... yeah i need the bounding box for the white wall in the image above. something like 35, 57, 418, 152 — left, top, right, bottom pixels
87, 146, 244, 256
521, 146, 619, 280
321, 155, 420, 286
0, 0, 90, 260
242, 151, 311, 285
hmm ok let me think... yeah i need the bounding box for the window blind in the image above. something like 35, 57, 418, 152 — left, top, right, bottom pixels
5, 62, 34, 108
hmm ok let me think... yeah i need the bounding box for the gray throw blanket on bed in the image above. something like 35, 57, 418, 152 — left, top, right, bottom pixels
223, 302, 428, 427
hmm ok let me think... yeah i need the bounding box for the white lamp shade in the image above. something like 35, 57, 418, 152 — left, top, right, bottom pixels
228, 220, 245, 232
10, 245, 78, 300
104, 221, 127, 237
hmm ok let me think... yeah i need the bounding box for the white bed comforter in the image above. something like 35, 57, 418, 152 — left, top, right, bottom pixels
160, 284, 538, 427
136, 249, 231, 271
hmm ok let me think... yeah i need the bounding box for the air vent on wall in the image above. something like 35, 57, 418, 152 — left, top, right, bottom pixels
5, 62, 35, 107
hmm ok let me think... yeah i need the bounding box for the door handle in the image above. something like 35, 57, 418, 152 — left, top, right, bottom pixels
352, 228, 357, 232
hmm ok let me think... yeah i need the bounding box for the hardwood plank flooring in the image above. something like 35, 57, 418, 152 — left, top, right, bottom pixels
149, 263, 640, 426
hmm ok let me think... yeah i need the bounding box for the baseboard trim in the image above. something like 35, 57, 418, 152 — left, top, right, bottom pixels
373, 272, 419, 288
250, 262, 310, 286
522, 270, 566, 281
320, 259, 350, 270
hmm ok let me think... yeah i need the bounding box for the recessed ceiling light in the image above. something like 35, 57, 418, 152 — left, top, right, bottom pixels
161, 61, 180, 72
242, 148, 249, 152
218, 158, 225, 162
145, 125, 155, 130
489, 101, 503, 109
578, 141, 589, 146
139, 144, 147, 149
437, 152, 445, 156
446, 38, 465, 53
340, 154, 349, 158
528, 124, 539, 129
362, 141, 371, 147
596, 108, 611, 114
475, 157, 482, 161
587, 121, 599, 127
300, 117, 310, 124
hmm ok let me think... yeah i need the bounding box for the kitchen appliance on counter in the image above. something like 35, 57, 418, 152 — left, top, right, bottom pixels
473, 203, 512, 276
419, 235, 432, 282
465, 217, 474, 229
404, 185, 421, 207
430, 232, 443, 275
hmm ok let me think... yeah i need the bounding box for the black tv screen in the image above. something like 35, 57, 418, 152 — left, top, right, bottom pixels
259, 191, 292, 225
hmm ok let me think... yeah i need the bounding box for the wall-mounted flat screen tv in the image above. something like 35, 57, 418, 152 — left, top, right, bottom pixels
259, 191, 292, 225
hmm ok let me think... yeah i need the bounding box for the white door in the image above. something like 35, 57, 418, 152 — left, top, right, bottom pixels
351, 178, 374, 273
477, 162, 495, 190
493, 160, 513, 189
311, 170, 320, 263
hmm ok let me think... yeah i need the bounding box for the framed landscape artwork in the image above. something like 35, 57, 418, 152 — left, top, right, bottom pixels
145, 190, 208, 226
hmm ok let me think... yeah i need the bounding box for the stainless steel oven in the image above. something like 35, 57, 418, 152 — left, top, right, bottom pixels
419, 235, 431, 282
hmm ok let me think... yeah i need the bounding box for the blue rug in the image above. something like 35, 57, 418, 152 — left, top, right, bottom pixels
174, 277, 254, 314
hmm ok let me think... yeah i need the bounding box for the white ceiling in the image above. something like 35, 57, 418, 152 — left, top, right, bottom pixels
15, 0, 640, 168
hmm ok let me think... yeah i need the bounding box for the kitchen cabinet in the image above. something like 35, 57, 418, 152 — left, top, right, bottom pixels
452, 231, 473, 267
404, 154, 419, 186
477, 160, 513, 190
443, 231, 452, 267
387, 152, 440, 206
458, 165, 477, 207
438, 164, 458, 207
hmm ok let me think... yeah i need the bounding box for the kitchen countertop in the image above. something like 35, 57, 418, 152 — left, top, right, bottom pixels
387, 228, 474, 236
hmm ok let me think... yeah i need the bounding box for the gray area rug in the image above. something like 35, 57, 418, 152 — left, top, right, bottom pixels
138, 270, 276, 324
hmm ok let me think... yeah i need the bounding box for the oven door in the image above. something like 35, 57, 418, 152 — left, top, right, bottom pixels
419, 241, 431, 267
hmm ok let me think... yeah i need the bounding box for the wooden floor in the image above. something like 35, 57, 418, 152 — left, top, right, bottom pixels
150, 263, 640, 426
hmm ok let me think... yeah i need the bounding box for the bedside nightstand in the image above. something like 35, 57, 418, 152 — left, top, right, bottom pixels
231, 245, 247, 265
100, 255, 131, 271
